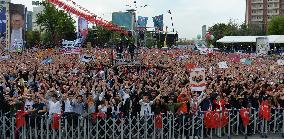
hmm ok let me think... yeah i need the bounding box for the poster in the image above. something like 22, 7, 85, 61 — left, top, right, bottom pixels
78, 17, 88, 38
190, 68, 206, 91
256, 37, 270, 56
9, 3, 25, 49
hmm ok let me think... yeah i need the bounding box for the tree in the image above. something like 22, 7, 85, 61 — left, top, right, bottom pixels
36, 2, 76, 47
268, 16, 284, 35
239, 23, 265, 36
25, 30, 41, 48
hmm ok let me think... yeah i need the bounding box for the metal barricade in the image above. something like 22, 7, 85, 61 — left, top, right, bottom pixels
1, 109, 284, 139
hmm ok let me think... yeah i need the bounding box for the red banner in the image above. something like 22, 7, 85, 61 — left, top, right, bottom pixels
92, 112, 107, 120
240, 108, 250, 127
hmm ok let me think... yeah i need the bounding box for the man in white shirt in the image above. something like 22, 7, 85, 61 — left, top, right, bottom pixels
39, 93, 62, 116
139, 95, 154, 117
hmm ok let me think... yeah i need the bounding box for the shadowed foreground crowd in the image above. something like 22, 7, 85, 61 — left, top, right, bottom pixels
0, 48, 284, 119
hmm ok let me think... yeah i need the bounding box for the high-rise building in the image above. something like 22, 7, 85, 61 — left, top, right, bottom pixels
112, 10, 136, 31
32, 5, 44, 31
26, 11, 33, 31
246, 0, 284, 31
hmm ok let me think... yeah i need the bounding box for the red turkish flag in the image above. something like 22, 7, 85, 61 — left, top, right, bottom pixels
154, 113, 163, 129
220, 110, 229, 127
205, 110, 228, 128
15, 111, 28, 129
204, 111, 218, 128
52, 114, 61, 129
259, 100, 271, 121
240, 108, 250, 127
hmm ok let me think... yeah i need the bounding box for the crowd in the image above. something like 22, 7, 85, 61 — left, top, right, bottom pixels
0, 46, 284, 120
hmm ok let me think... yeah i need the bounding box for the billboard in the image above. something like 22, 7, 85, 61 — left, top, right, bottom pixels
0, 0, 6, 36
78, 17, 88, 38
112, 12, 132, 30
9, 3, 25, 49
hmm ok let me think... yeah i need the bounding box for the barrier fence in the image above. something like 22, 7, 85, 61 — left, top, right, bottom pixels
1, 108, 284, 139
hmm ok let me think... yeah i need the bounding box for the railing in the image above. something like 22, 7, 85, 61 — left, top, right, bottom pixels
1, 108, 284, 139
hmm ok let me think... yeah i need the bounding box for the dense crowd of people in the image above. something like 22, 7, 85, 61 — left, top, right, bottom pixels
0, 46, 284, 120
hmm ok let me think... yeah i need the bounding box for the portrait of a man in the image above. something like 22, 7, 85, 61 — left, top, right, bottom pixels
9, 4, 25, 48
11, 13, 24, 45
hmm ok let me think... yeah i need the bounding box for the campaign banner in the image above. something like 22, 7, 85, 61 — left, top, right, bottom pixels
190, 68, 206, 91
78, 17, 88, 38
9, 3, 25, 49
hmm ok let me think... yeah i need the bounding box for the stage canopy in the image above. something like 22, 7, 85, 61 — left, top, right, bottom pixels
217, 35, 284, 43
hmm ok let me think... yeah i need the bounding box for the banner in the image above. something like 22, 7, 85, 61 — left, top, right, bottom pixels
218, 61, 228, 69
0, 1, 6, 37
137, 16, 148, 28
190, 68, 206, 91
241, 58, 252, 65
228, 53, 240, 62
78, 17, 88, 38
60, 47, 81, 54
9, 3, 25, 49
256, 37, 270, 56
153, 14, 163, 31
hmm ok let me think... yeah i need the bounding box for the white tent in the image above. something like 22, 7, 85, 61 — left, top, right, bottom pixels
217, 35, 284, 43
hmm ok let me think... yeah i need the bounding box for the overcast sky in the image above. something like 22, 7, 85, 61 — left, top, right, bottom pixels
12, 0, 246, 39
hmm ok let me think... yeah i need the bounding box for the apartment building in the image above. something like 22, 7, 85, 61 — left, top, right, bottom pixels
246, 0, 284, 31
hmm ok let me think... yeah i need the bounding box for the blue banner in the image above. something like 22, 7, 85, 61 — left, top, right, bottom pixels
0, 1, 6, 35
153, 14, 163, 31
137, 16, 148, 28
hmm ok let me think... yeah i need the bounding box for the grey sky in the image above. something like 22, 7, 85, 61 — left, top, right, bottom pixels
12, 0, 246, 39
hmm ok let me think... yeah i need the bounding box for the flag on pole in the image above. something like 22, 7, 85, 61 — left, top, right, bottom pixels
153, 14, 163, 31
137, 16, 148, 28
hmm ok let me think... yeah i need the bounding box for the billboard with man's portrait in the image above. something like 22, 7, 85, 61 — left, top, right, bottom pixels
9, 3, 25, 49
